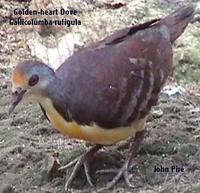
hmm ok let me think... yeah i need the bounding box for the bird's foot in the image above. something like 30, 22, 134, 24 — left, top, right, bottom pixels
97, 160, 134, 192
98, 130, 145, 192
58, 145, 102, 191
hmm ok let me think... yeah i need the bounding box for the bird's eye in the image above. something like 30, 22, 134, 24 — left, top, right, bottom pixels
29, 74, 39, 87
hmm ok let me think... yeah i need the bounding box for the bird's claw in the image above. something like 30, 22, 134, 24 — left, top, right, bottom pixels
97, 161, 134, 192
60, 153, 94, 191
58, 145, 102, 192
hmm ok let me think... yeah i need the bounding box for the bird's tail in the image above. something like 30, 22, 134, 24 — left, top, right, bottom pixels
161, 5, 196, 43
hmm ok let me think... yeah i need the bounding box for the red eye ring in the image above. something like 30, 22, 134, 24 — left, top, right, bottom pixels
29, 74, 39, 87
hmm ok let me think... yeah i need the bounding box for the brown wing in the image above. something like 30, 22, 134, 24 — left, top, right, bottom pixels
55, 22, 173, 129
54, 6, 195, 129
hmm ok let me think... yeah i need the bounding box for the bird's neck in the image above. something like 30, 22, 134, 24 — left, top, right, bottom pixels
35, 77, 71, 121
46, 78, 69, 102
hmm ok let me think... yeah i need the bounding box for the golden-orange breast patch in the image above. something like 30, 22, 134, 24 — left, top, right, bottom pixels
36, 96, 148, 145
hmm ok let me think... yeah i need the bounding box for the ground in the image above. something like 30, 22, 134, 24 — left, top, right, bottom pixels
0, 0, 200, 193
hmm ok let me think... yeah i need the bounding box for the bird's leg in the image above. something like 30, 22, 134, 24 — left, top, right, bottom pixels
58, 144, 102, 191
98, 130, 145, 192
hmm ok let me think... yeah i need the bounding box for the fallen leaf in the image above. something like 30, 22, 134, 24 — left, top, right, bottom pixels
44, 152, 60, 179
28, 33, 84, 71
103, 0, 126, 9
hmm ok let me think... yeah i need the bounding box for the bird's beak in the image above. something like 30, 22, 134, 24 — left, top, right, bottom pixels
9, 87, 26, 114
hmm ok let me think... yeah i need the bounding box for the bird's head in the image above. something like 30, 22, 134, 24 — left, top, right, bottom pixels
9, 60, 56, 114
